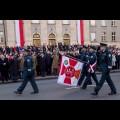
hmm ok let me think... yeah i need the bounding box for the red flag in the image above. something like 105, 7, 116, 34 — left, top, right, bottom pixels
77, 20, 84, 45
15, 20, 24, 46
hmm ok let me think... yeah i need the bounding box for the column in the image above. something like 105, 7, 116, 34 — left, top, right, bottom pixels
84, 20, 90, 44
56, 20, 62, 44
6, 20, 16, 46
40, 20, 48, 45
70, 20, 77, 44
24, 20, 32, 46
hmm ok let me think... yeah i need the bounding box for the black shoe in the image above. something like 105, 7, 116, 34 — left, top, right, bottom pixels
108, 92, 117, 95
80, 87, 86, 90
90, 91, 98, 95
30, 91, 39, 94
14, 91, 22, 94
88, 82, 92, 85
76, 85, 80, 87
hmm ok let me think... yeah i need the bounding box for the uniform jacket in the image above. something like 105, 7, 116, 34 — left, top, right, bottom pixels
88, 52, 97, 73
99, 49, 112, 72
23, 54, 33, 71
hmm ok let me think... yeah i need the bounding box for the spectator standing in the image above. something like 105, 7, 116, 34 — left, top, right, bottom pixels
0, 55, 9, 83
45, 51, 52, 76
52, 53, 59, 76
18, 53, 24, 79
39, 52, 46, 77
9, 55, 19, 82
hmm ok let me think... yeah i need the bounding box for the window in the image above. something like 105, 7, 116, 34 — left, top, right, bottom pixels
0, 32, 4, 42
101, 32, 107, 42
48, 20, 55, 24
101, 20, 106, 26
111, 20, 116, 27
32, 20, 40, 23
90, 20, 96, 26
63, 20, 69, 24
91, 33, 96, 42
112, 32, 116, 41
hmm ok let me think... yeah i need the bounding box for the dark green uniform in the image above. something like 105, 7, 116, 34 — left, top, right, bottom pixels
82, 51, 99, 89
17, 54, 39, 94
94, 49, 116, 94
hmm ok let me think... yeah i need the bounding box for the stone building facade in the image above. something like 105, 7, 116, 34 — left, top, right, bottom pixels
0, 20, 119, 47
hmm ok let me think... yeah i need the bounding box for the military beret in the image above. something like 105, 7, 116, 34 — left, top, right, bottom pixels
90, 45, 96, 50
24, 49, 30, 52
100, 42, 107, 47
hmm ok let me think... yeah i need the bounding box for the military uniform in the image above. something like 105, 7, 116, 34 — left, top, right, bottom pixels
91, 43, 117, 95
77, 46, 92, 86
14, 49, 39, 94
81, 46, 99, 89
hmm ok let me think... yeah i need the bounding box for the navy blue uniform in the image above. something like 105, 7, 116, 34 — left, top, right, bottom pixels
94, 49, 116, 93
17, 54, 39, 93
77, 51, 92, 86
82, 52, 99, 89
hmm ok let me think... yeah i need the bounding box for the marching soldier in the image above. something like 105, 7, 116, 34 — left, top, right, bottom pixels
91, 43, 117, 95
81, 46, 99, 89
77, 45, 92, 86
14, 49, 39, 94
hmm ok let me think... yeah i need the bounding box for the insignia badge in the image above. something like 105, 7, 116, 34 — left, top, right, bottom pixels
28, 69, 31, 71
109, 54, 111, 57
64, 60, 68, 65
27, 59, 30, 62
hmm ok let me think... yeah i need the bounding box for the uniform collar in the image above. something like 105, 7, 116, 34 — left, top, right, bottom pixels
102, 49, 107, 53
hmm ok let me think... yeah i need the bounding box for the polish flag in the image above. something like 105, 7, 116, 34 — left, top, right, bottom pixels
15, 20, 24, 46
77, 20, 84, 45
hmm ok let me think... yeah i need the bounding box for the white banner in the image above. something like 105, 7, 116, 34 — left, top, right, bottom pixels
57, 56, 84, 86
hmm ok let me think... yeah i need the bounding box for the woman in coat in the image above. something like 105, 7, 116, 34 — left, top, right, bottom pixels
18, 54, 24, 79
32, 53, 38, 77
52, 53, 59, 76
9, 55, 19, 82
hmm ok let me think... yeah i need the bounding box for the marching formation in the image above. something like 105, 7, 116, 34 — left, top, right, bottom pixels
0, 43, 119, 96
59, 43, 117, 96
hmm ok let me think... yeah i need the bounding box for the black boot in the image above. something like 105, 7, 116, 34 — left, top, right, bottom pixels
30, 91, 39, 94
80, 86, 86, 90
108, 91, 117, 95
90, 91, 98, 95
14, 91, 22, 94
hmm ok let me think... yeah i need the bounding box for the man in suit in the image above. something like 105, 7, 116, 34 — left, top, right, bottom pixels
0, 55, 9, 83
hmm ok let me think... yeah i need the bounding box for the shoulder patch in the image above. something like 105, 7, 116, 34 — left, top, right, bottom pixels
109, 54, 111, 57
27, 59, 30, 62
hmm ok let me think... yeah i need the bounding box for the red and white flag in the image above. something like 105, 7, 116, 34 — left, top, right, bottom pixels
77, 20, 84, 45
15, 20, 24, 46
57, 56, 84, 86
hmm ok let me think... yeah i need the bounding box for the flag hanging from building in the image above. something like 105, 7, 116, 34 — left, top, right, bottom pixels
77, 20, 84, 45
15, 20, 24, 46
57, 56, 84, 86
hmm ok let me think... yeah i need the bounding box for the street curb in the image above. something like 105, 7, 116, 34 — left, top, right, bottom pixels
0, 70, 120, 85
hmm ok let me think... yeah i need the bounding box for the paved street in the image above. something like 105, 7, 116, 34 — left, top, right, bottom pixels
0, 72, 120, 100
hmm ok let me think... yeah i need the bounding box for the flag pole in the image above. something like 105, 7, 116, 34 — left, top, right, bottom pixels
3, 20, 7, 47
